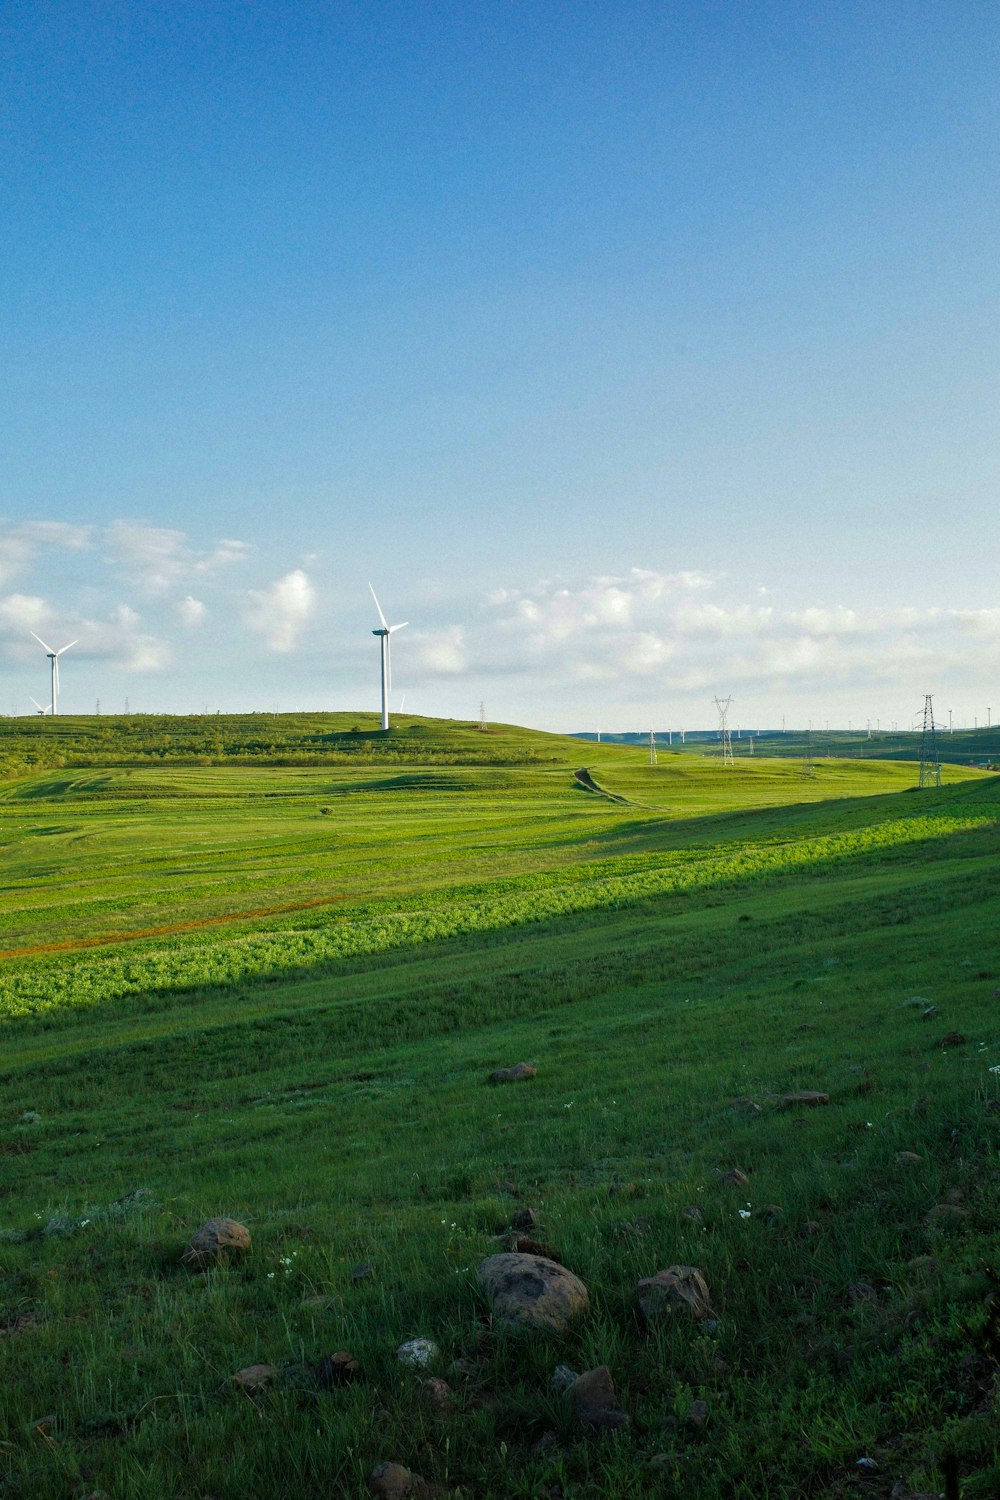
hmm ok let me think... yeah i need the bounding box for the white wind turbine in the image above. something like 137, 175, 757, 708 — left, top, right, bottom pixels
368, 584, 407, 731
31, 632, 78, 716
30, 696, 52, 716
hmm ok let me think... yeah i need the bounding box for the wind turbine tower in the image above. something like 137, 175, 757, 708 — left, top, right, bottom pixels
30, 632, 78, 716
368, 584, 408, 731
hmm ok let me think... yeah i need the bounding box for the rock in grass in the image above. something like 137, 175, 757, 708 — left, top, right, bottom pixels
939, 1031, 967, 1048
722, 1167, 749, 1187
315, 1350, 361, 1386
637, 1266, 712, 1323
396, 1337, 439, 1369
568, 1365, 630, 1431
182, 1217, 250, 1269
419, 1377, 453, 1416
552, 1363, 579, 1392
232, 1363, 278, 1393
781, 1090, 830, 1108
896, 1151, 922, 1165
476, 1253, 589, 1335
367, 1462, 416, 1499
489, 1062, 537, 1084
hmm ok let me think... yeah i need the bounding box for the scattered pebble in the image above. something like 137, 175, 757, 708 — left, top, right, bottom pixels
419, 1377, 453, 1417
781, 1090, 830, 1107
367, 1461, 417, 1499
350, 1262, 375, 1282
722, 1167, 749, 1187
568, 1365, 630, 1431
939, 1032, 967, 1048
552, 1363, 579, 1393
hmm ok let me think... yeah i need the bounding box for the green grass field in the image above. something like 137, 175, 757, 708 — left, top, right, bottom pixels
1, 720, 998, 1498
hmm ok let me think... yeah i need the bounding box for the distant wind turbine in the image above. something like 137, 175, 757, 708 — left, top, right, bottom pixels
30, 696, 52, 716
31, 632, 78, 715
368, 584, 408, 731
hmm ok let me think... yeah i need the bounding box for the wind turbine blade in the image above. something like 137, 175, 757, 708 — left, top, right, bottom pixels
389, 621, 408, 633
57, 640, 79, 655
30, 630, 55, 654
30, 697, 44, 712
368, 582, 389, 631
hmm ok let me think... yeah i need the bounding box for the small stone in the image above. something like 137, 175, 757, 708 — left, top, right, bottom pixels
420, 1377, 453, 1417
368, 1462, 415, 1499
896, 1152, 922, 1165
551, 1363, 579, 1393
637, 1265, 712, 1323
907, 1255, 939, 1277
568, 1365, 630, 1431
924, 1202, 968, 1226
396, 1338, 439, 1369
758, 1204, 783, 1223
722, 1167, 749, 1187
510, 1207, 537, 1231
939, 1032, 966, 1048
498, 1180, 519, 1195
781, 1090, 830, 1107
856, 1456, 878, 1472
531, 1430, 558, 1456
447, 1357, 478, 1381
681, 1204, 704, 1224
731, 1095, 761, 1112
315, 1350, 361, 1385
350, 1262, 375, 1282
921, 1005, 939, 1019
647, 1454, 671, 1472
800, 1220, 821, 1237
183, 1217, 251, 1270
943, 1186, 964, 1204
476, 1253, 589, 1335
489, 1062, 537, 1084
233, 1364, 278, 1393
848, 1282, 879, 1306
685, 1398, 709, 1430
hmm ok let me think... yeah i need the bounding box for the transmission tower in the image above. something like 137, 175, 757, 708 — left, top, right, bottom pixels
802, 724, 815, 778
918, 695, 941, 788
479, 700, 487, 732
648, 728, 657, 765
713, 696, 734, 767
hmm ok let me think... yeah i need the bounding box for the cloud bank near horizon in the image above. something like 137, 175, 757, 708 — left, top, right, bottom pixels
0, 521, 996, 721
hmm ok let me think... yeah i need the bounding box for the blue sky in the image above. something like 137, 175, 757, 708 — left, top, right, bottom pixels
2, 1, 997, 728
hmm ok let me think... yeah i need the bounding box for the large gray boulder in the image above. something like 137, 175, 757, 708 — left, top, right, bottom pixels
476, 1252, 589, 1334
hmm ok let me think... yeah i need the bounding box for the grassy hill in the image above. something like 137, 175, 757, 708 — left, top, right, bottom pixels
1, 722, 998, 1498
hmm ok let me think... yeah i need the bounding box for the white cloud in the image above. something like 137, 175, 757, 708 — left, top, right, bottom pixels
0, 592, 50, 633
177, 595, 207, 627
0, 521, 91, 586
104, 521, 251, 595
411, 568, 1000, 708
416, 625, 467, 675
242, 569, 315, 652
